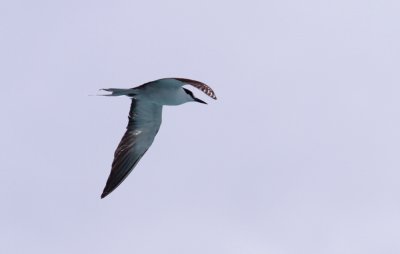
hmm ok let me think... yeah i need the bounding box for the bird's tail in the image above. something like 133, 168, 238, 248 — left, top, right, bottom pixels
98, 88, 136, 97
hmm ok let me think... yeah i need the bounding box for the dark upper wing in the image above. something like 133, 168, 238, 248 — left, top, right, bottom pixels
173, 78, 217, 100
101, 99, 162, 198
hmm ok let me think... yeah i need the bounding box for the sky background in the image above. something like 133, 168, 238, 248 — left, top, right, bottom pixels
1, 0, 400, 253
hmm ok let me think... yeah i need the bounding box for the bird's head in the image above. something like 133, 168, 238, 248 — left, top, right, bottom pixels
183, 88, 207, 104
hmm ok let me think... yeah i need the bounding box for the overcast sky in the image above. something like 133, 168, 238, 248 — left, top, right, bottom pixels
1, 0, 400, 253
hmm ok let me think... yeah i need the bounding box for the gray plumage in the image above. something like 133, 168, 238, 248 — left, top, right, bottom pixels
100, 78, 217, 198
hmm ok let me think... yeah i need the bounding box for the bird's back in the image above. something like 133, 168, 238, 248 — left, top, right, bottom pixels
133, 79, 190, 105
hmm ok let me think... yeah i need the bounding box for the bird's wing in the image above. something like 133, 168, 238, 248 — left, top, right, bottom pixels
173, 78, 217, 100
101, 99, 162, 198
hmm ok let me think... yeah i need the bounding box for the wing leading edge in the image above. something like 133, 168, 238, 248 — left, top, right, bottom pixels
101, 99, 162, 198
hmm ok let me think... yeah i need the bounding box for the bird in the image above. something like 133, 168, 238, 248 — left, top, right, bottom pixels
98, 78, 217, 198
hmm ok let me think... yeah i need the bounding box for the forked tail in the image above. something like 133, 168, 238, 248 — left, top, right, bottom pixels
99, 88, 136, 97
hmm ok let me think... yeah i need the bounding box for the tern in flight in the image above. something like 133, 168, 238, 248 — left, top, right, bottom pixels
98, 78, 217, 198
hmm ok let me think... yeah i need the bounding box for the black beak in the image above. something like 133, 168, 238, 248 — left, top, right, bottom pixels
194, 97, 207, 104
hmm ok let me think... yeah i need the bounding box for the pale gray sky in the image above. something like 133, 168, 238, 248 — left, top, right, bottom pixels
1, 0, 400, 253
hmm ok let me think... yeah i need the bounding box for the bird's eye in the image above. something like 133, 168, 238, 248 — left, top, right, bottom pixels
183, 88, 194, 97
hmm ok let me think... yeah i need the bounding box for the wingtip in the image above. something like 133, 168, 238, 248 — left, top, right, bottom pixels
100, 192, 108, 199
